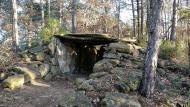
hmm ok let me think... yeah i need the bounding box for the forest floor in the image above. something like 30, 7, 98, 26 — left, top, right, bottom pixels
0, 77, 75, 107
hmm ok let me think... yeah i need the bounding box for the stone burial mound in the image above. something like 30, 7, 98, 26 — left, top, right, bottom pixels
52, 33, 118, 74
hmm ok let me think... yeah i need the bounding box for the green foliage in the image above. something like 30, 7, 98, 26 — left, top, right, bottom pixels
159, 40, 187, 61
39, 18, 65, 44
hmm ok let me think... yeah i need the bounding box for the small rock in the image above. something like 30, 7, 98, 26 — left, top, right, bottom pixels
2, 75, 24, 90
0, 72, 8, 81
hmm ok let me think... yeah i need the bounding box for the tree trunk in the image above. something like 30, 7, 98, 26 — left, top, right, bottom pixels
140, 0, 144, 35
146, 0, 150, 41
140, 0, 163, 98
12, 0, 19, 51
72, 0, 77, 33
59, 0, 63, 25
170, 0, 177, 41
48, 0, 51, 18
40, 0, 45, 27
131, 0, 136, 37
187, 0, 189, 7
137, 0, 140, 40
117, 1, 121, 38
28, 0, 33, 48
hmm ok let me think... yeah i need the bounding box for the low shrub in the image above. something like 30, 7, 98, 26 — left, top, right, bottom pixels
39, 18, 65, 44
159, 40, 187, 64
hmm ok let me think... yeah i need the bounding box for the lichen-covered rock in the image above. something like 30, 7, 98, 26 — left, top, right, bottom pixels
59, 91, 93, 107
2, 75, 24, 90
125, 70, 142, 91
108, 42, 135, 54
89, 72, 108, 79
74, 78, 87, 86
78, 80, 95, 91
44, 66, 59, 81
39, 64, 50, 77
112, 68, 142, 92
101, 92, 141, 107
114, 82, 130, 93
93, 59, 120, 73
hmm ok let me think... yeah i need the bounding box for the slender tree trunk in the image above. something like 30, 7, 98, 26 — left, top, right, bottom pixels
28, 0, 33, 47
12, 0, 19, 51
59, 0, 63, 25
187, 0, 189, 7
170, 0, 177, 41
117, 1, 121, 38
71, 0, 77, 33
48, 0, 51, 18
140, 0, 163, 98
140, 0, 144, 35
146, 0, 150, 41
137, 0, 140, 40
187, 18, 190, 68
102, 0, 109, 34
40, 0, 45, 27
131, 0, 136, 37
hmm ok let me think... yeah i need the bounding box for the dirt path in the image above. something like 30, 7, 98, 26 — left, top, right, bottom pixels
0, 79, 75, 107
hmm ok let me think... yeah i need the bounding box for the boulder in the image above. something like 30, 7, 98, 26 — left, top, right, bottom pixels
48, 38, 56, 55
108, 42, 140, 56
14, 67, 38, 83
101, 92, 141, 107
55, 39, 77, 73
28, 46, 47, 54
114, 82, 130, 93
74, 78, 87, 86
89, 72, 108, 79
50, 58, 57, 65
44, 66, 59, 81
39, 64, 50, 77
125, 70, 142, 91
2, 75, 25, 90
93, 59, 120, 73
77, 79, 95, 91
59, 91, 93, 107
35, 52, 45, 61
109, 42, 134, 54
